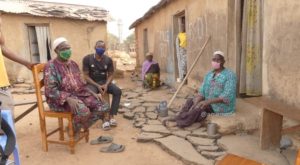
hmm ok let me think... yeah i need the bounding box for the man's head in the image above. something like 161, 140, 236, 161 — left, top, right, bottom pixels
146, 52, 153, 62
53, 37, 71, 61
95, 40, 106, 57
212, 51, 225, 70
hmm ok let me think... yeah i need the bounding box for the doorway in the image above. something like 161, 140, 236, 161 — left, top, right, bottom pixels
173, 11, 186, 82
27, 25, 51, 63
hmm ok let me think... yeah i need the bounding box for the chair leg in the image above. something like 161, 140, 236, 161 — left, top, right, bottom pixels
85, 129, 89, 143
39, 119, 48, 152
58, 118, 64, 141
68, 118, 75, 154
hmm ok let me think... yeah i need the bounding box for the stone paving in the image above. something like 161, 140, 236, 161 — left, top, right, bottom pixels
120, 87, 227, 165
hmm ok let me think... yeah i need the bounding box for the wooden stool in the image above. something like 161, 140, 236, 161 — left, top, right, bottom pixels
217, 154, 263, 165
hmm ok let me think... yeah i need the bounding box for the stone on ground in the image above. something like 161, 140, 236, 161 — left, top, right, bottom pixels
186, 136, 215, 146
137, 132, 164, 142
197, 145, 219, 152
134, 121, 146, 128
143, 102, 160, 107
201, 151, 226, 159
118, 108, 128, 114
142, 125, 171, 135
155, 136, 213, 165
146, 106, 156, 112
133, 107, 146, 113
146, 112, 158, 120
191, 127, 207, 135
125, 92, 141, 99
147, 120, 162, 125
123, 111, 134, 120
129, 98, 145, 104
191, 130, 221, 139
172, 130, 191, 138
127, 102, 142, 110
184, 123, 202, 131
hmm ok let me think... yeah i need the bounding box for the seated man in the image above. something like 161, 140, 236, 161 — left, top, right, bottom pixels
44, 37, 110, 133
82, 40, 122, 127
163, 51, 236, 128
142, 52, 160, 89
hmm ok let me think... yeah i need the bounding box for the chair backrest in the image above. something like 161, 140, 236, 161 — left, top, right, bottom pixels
32, 63, 46, 120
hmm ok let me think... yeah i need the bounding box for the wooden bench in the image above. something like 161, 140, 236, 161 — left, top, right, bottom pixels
245, 96, 300, 150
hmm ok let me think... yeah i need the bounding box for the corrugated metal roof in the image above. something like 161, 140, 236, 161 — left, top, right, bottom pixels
0, 0, 109, 22
129, 0, 173, 29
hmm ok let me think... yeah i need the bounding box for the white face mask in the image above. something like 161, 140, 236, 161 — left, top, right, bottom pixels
211, 61, 221, 70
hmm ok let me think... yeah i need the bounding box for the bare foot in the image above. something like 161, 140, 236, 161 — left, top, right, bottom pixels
162, 116, 176, 126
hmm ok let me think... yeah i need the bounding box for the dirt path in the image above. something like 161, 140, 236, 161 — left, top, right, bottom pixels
12, 73, 183, 165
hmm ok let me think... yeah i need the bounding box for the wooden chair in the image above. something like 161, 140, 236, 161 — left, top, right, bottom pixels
296, 150, 300, 165
32, 63, 89, 154
216, 154, 263, 165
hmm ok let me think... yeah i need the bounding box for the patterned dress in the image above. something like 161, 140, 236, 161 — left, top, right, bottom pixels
44, 59, 107, 131
199, 68, 237, 114
175, 35, 187, 80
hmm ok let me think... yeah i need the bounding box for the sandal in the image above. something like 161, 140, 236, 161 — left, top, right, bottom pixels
90, 136, 113, 145
100, 143, 125, 153
110, 119, 117, 127
102, 121, 111, 131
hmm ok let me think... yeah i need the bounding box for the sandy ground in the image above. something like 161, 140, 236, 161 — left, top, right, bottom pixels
12, 73, 183, 165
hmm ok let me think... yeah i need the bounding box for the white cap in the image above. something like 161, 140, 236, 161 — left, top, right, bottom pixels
213, 50, 224, 57
53, 37, 67, 50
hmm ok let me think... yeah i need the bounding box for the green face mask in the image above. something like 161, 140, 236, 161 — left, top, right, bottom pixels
59, 49, 72, 60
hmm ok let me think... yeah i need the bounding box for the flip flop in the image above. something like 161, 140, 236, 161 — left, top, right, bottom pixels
100, 143, 125, 153
102, 121, 111, 131
109, 119, 117, 127
90, 136, 113, 145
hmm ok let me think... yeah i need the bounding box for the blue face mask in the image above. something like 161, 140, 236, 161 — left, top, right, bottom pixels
96, 48, 105, 56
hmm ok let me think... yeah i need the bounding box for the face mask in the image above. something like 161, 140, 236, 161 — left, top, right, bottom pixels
96, 48, 105, 56
59, 49, 72, 60
211, 61, 221, 70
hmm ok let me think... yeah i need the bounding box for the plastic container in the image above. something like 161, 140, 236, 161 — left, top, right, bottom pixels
157, 101, 168, 117
207, 123, 218, 136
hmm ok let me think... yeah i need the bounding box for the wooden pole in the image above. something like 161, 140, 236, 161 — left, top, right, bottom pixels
167, 36, 211, 108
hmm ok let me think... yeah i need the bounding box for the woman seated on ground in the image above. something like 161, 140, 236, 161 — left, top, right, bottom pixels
163, 51, 237, 128
44, 37, 111, 134
142, 52, 160, 89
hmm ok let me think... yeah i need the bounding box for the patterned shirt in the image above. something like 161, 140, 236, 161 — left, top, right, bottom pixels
199, 68, 237, 114
44, 59, 91, 112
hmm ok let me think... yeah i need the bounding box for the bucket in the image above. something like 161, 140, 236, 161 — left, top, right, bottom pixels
207, 123, 218, 136
157, 101, 168, 117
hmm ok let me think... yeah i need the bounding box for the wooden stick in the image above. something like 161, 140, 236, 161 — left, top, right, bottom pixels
167, 36, 211, 108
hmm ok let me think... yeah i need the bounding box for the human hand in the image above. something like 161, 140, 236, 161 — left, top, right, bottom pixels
198, 100, 210, 109
92, 92, 103, 102
97, 85, 104, 94
99, 84, 108, 94
26, 62, 38, 70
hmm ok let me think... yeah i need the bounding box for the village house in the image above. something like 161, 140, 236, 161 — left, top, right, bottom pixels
130, 0, 300, 108
0, 0, 109, 82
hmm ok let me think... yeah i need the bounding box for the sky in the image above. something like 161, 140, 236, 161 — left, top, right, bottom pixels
37, 0, 161, 41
